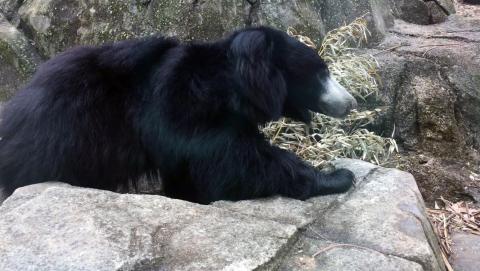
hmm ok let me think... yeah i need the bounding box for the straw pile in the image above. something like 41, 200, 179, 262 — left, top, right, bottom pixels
262, 17, 397, 167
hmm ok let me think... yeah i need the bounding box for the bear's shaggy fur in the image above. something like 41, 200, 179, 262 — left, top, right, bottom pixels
0, 27, 355, 204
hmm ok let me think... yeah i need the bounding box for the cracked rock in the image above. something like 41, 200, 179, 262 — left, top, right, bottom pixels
0, 183, 298, 271
0, 160, 445, 271
280, 159, 445, 271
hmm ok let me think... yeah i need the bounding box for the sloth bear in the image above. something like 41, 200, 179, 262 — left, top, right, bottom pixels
0, 27, 357, 204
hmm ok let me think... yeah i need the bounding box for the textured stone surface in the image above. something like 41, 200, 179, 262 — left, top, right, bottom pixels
281, 238, 423, 271
280, 159, 445, 271
0, 160, 445, 271
317, 0, 394, 42
7, 0, 394, 58
213, 196, 314, 228
388, 17, 480, 152
0, 0, 395, 97
0, 0, 22, 21
0, 183, 297, 271
390, 0, 455, 25
362, 16, 480, 204
390, 0, 432, 25
0, 13, 41, 100
450, 232, 480, 271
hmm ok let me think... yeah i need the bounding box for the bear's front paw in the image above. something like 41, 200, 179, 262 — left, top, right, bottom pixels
322, 168, 355, 194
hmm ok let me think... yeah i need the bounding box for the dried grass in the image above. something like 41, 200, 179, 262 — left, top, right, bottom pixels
263, 16, 397, 167
427, 198, 480, 256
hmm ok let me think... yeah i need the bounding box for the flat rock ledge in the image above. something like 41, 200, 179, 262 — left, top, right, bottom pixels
0, 159, 445, 271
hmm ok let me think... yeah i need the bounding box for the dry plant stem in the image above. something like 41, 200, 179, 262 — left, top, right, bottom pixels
442, 251, 455, 271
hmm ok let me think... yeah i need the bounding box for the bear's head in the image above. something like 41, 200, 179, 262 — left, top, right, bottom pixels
229, 27, 357, 124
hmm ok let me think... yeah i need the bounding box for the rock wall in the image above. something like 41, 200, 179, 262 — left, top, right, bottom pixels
0, 0, 394, 100
0, 13, 41, 100
365, 15, 480, 203
369, 16, 480, 156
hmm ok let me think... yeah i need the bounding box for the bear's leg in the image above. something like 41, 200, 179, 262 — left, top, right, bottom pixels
187, 142, 355, 203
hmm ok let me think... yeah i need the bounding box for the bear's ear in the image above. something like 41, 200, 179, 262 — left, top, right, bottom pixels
230, 30, 287, 122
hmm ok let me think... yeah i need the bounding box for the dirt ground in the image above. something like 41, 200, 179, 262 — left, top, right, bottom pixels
396, 151, 480, 207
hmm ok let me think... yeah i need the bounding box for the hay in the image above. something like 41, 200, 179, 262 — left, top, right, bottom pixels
263, 16, 397, 167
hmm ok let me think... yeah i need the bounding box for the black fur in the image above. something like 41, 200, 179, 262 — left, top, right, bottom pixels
0, 27, 354, 204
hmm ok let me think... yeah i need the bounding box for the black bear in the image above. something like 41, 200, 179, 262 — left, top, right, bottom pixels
0, 27, 357, 204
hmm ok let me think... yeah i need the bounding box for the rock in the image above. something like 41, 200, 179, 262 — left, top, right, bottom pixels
390, 0, 455, 25
388, 17, 480, 152
370, 16, 480, 156
213, 197, 315, 228
281, 238, 423, 271
390, 0, 432, 25
0, 0, 22, 21
0, 159, 445, 271
15, 0, 250, 58
434, 0, 456, 15
299, 159, 444, 271
0, 0, 395, 100
362, 14, 480, 205
317, 0, 394, 43
427, 0, 456, 24
0, 183, 298, 271
0, 13, 42, 100
253, 1, 326, 44
11, 0, 395, 58
450, 232, 480, 271
280, 159, 445, 270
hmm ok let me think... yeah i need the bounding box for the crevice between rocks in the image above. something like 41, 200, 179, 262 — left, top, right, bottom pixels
244, 0, 260, 27
304, 166, 441, 271
260, 166, 384, 270
198, 203, 304, 271
390, 29, 477, 43
256, 229, 302, 271
13, 18, 48, 60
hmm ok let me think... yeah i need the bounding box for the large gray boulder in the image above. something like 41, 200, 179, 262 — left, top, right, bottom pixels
0, 183, 298, 271
281, 159, 444, 271
0, 160, 445, 271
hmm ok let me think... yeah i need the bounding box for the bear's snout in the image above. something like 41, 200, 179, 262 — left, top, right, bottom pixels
318, 76, 357, 118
